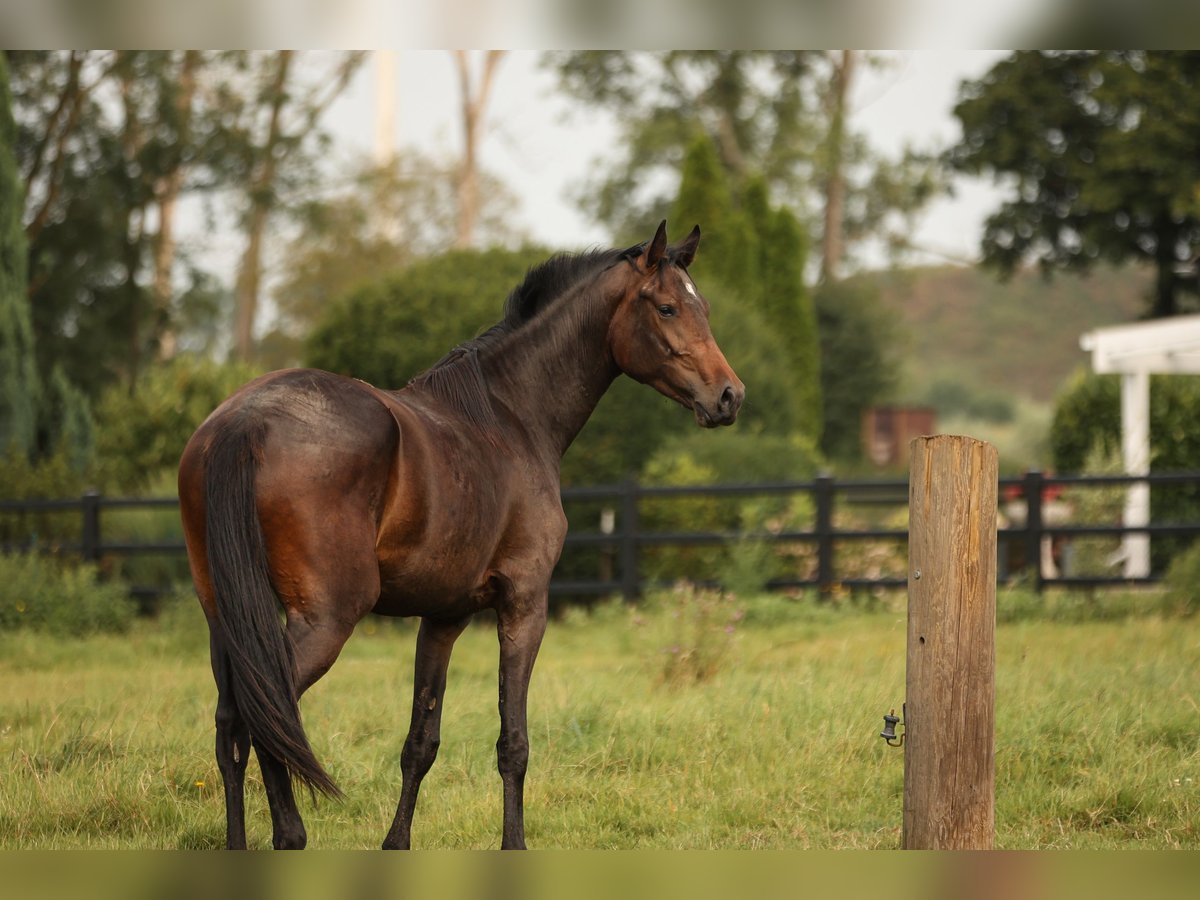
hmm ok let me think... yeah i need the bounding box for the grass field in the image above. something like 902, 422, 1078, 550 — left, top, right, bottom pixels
1, 589, 1198, 849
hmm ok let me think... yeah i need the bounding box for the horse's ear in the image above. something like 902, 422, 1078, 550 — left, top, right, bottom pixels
645, 219, 668, 270
676, 225, 701, 268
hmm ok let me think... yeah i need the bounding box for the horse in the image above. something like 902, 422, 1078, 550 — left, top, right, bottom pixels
178, 220, 745, 849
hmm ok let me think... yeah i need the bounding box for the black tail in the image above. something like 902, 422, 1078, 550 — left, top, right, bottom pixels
203, 420, 342, 799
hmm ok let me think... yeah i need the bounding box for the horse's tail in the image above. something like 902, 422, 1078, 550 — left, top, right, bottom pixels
203, 419, 342, 799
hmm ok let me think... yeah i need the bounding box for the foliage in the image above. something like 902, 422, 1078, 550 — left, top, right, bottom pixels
0, 449, 89, 545
0, 552, 136, 636
0, 53, 37, 458
757, 201, 822, 441
1058, 445, 1126, 579
546, 51, 943, 272
262, 154, 521, 368
8, 51, 207, 396
305, 247, 548, 387
948, 51, 1200, 317
1163, 540, 1200, 617
813, 277, 902, 461
4, 51, 364, 398
669, 136, 821, 443
1051, 369, 1200, 568
91, 356, 259, 493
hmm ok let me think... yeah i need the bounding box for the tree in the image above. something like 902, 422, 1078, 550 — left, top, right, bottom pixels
670, 138, 821, 443
7, 51, 238, 395
814, 277, 902, 461
224, 51, 366, 362
453, 51, 505, 249
546, 51, 943, 271
261, 153, 520, 369
948, 51, 1200, 318
0, 52, 37, 456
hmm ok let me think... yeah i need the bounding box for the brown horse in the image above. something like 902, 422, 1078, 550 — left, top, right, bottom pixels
178, 221, 744, 849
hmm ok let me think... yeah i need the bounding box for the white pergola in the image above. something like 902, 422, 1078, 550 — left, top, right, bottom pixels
1079, 314, 1200, 577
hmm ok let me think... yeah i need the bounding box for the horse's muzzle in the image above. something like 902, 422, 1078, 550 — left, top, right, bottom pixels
694, 381, 744, 428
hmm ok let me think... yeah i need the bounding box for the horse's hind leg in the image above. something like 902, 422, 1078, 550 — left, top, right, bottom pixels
382, 614, 471, 849
210, 631, 251, 850
252, 612, 360, 850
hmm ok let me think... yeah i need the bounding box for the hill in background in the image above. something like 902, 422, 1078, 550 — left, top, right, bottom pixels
867, 263, 1151, 405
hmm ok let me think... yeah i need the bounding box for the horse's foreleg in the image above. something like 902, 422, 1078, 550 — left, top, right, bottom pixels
210, 632, 251, 850
382, 614, 471, 849
496, 598, 548, 850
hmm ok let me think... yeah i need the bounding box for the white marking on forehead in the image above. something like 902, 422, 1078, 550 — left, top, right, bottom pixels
683, 279, 698, 298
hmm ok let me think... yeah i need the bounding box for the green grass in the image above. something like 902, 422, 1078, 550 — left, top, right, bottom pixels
1, 592, 1198, 849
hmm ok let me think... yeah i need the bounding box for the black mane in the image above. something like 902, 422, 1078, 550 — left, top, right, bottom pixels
407, 244, 640, 431
499, 245, 638, 328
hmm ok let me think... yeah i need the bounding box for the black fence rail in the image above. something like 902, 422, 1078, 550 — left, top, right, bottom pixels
2, 471, 1199, 602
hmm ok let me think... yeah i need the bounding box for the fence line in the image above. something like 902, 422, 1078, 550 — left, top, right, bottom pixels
3, 471, 1200, 602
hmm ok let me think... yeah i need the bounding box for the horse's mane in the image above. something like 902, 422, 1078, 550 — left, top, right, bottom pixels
407, 244, 641, 431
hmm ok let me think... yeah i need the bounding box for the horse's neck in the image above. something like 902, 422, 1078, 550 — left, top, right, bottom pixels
481, 285, 620, 460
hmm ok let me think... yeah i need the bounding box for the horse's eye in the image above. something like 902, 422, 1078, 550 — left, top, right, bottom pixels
657, 305, 676, 318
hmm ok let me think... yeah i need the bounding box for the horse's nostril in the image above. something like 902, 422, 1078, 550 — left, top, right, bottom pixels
719, 385, 736, 413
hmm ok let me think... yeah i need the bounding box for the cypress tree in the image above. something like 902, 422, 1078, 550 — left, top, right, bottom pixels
671, 133, 741, 284
0, 53, 39, 456
760, 206, 822, 442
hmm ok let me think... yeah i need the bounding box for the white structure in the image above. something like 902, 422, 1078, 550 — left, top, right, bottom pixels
1080, 314, 1200, 577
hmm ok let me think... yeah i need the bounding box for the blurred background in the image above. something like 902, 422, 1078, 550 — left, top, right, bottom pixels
3, 49, 1200, 603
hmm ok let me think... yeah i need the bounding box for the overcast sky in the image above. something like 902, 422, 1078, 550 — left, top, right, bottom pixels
320, 50, 1011, 264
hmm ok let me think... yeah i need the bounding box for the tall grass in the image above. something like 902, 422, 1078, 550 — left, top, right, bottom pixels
0, 591, 1197, 848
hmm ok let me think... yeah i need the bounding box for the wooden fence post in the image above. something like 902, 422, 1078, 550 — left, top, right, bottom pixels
903, 435, 998, 849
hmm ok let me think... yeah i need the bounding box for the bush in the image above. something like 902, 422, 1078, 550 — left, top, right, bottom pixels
0, 552, 136, 636
0, 448, 88, 545
92, 356, 259, 493
1051, 369, 1200, 570
1163, 540, 1200, 617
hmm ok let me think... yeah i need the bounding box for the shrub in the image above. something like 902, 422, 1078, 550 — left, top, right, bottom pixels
1051, 369, 1200, 570
1163, 540, 1200, 617
0, 448, 88, 545
92, 356, 259, 493
0, 552, 136, 636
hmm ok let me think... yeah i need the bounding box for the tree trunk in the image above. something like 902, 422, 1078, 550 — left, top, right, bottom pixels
118, 54, 147, 390
820, 50, 855, 284
453, 51, 504, 249
234, 51, 292, 363
154, 50, 199, 362
1152, 219, 1179, 317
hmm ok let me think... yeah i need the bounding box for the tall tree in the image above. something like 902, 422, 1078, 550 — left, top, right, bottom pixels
215, 51, 365, 362
948, 51, 1200, 318
671, 138, 822, 442
8, 51, 232, 393
819, 50, 855, 282
452, 50, 505, 249
0, 52, 38, 455
261, 152, 520, 369
547, 51, 942, 271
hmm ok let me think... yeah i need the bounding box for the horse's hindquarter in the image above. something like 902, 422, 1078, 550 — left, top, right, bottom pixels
179, 370, 399, 623
371, 392, 567, 619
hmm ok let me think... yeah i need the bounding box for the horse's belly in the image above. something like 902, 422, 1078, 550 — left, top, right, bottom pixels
371, 546, 496, 619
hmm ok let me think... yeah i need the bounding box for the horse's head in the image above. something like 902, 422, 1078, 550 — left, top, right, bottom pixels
609, 220, 745, 428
